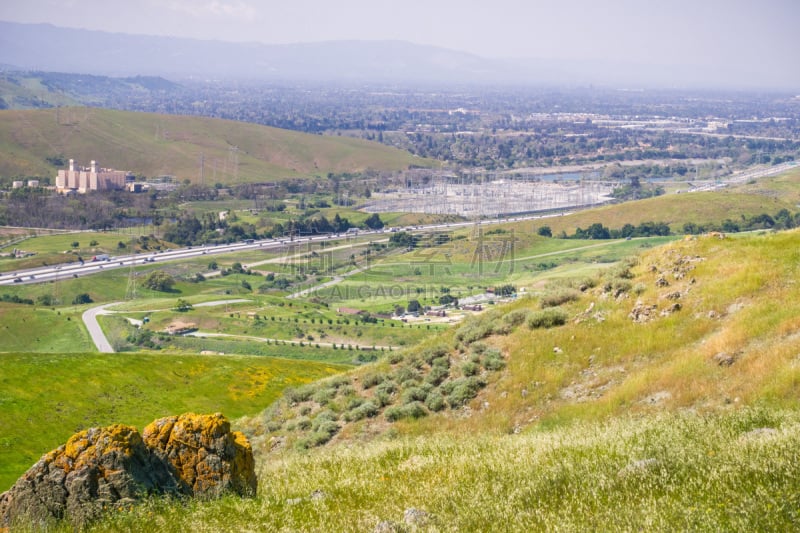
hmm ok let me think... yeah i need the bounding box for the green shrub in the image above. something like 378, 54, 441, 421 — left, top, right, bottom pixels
425, 365, 450, 386
425, 391, 446, 412
471, 342, 488, 355
374, 390, 392, 407
312, 388, 336, 405
432, 356, 451, 369
421, 345, 449, 364
540, 288, 581, 308
285, 385, 315, 403
346, 397, 364, 410
445, 376, 486, 408
528, 308, 569, 329
295, 416, 312, 431
455, 321, 494, 345
462, 362, 480, 376
339, 385, 356, 397
343, 401, 379, 422
402, 386, 428, 404
394, 365, 420, 383
360, 372, 387, 390
375, 381, 397, 396
482, 349, 506, 371
385, 401, 428, 422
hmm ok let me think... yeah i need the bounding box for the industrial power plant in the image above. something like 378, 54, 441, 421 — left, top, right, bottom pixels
55, 159, 132, 194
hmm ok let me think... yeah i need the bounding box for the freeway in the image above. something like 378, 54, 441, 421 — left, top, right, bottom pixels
0, 212, 565, 287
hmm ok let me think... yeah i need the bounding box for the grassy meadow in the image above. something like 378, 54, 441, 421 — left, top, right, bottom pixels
0, 352, 346, 492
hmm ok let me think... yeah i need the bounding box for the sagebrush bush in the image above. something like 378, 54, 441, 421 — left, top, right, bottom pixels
394, 365, 420, 383
360, 372, 387, 390
387, 352, 404, 364
343, 401, 378, 422
455, 313, 499, 345
421, 345, 449, 364
444, 376, 485, 407
462, 362, 480, 376
431, 356, 450, 369
312, 388, 335, 405
284, 385, 314, 403
424, 365, 449, 386
374, 390, 392, 407
482, 349, 506, 371
402, 386, 429, 404
540, 288, 581, 308
375, 381, 397, 396
425, 391, 446, 412
527, 308, 569, 329
385, 401, 428, 422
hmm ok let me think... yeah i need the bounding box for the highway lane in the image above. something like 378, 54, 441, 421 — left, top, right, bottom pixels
0, 212, 564, 286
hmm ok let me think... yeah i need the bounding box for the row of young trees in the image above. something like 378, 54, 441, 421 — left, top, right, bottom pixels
538, 208, 800, 241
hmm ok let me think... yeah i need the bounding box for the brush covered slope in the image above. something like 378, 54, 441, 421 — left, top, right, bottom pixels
75, 229, 800, 531
0, 107, 429, 181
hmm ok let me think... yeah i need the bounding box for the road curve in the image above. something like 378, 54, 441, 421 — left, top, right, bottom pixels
82, 303, 118, 353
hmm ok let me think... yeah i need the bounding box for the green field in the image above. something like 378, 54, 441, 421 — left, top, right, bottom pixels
0, 107, 434, 181
0, 352, 346, 492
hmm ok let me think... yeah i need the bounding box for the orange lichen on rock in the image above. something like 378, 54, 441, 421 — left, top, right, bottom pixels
0, 413, 256, 529
143, 412, 257, 498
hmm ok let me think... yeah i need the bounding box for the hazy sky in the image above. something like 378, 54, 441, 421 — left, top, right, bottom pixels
1, 0, 798, 71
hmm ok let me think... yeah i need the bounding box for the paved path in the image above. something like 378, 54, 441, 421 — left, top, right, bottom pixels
82, 303, 118, 353
82, 299, 252, 353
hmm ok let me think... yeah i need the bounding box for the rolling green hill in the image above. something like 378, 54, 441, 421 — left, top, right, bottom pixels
53, 227, 800, 532
0, 107, 431, 182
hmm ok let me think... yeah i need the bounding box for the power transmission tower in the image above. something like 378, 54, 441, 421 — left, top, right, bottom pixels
125, 232, 137, 300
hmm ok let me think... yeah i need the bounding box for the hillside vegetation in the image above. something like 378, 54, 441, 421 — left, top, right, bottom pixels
53, 227, 800, 531
0, 107, 429, 181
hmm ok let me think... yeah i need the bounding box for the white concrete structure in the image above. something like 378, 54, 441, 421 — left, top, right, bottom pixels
56, 159, 130, 194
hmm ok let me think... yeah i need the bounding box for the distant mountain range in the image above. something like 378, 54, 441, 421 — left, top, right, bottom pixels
0, 21, 792, 90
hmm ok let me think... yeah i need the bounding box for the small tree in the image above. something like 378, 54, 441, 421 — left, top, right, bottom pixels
537, 226, 552, 237
142, 270, 175, 292
72, 293, 93, 305
363, 213, 384, 230
71, 241, 80, 248
175, 299, 193, 312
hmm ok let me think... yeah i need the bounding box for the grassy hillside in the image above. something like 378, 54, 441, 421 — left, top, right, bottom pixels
0, 352, 346, 492
526, 188, 797, 236
0, 107, 430, 181
87, 227, 799, 531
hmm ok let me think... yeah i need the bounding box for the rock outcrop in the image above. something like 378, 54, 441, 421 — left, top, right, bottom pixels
0, 413, 256, 528
143, 412, 257, 498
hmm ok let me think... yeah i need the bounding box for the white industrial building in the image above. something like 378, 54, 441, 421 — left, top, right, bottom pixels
56, 159, 131, 194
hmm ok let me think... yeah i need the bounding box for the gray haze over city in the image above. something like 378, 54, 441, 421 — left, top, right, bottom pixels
1, 0, 798, 89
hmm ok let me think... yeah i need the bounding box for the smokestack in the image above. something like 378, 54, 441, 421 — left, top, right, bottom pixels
69, 159, 74, 171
